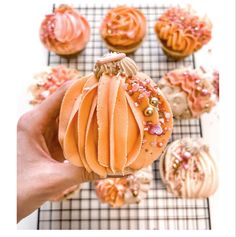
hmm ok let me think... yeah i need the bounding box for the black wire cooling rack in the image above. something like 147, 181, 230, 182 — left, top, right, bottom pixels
37, 4, 211, 230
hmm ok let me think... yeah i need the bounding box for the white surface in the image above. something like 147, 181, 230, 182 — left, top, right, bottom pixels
12, 0, 234, 233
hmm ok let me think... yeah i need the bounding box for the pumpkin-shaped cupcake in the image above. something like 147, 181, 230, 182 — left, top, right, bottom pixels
100, 6, 147, 53
58, 53, 173, 177
159, 138, 218, 198
40, 4, 90, 56
155, 6, 212, 60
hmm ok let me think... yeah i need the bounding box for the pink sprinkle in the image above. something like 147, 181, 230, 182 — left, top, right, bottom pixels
128, 91, 133, 96
183, 163, 189, 170
144, 91, 151, 98
201, 88, 209, 96
132, 83, 139, 92
148, 124, 163, 135
183, 151, 191, 159
138, 94, 144, 100
150, 141, 157, 147
145, 78, 150, 84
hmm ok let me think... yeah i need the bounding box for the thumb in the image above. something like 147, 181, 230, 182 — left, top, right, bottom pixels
57, 162, 101, 186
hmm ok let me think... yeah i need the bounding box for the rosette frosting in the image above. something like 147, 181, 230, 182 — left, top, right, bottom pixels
155, 7, 212, 56
159, 138, 218, 198
40, 5, 90, 55
101, 6, 146, 48
58, 53, 173, 177
158, 67, 219, 118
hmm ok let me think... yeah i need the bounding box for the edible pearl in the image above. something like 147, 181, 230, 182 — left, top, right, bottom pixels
143, 107, 154, 117
150, 97, 158, 107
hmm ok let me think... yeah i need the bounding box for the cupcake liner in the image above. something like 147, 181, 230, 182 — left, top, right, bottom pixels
158, 39, 191, 61
103, 39, 144, 54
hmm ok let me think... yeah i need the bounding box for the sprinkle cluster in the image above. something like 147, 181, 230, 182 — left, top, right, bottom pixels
29, 66, 79, 105
122, 74, 172, 147
158, 7, 212, 45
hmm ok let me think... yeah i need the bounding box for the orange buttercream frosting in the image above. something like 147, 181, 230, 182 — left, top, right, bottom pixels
40, 5, 90, 55
58, 53, 173, 177
155, 7, 212, 56
101, 6, 146, 48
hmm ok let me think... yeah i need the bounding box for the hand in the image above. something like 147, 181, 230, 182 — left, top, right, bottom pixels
17, 81, 99, 222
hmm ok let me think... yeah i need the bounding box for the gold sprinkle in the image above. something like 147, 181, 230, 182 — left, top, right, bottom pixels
150, 97, 158, 107
143, 107, 154, 117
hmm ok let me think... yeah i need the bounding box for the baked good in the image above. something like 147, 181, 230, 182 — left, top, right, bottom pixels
94, 166, 152, 207
155, 6, 212, 60
40, 4, 90, 56
100, 6, 147, 53
159, 137, 218, 198
58, 52, 173, 178
28, 65, 80, 105
158, 67, 219, 119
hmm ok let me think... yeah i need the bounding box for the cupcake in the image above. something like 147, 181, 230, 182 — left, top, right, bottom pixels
155, 6, 212, 60
158, 67, 219, 119
94, 166, 152, 207
100, 6, 147, 53
40, 4, 90, 56
58, 53, 173, 178
28, 65, 80, 105
159, 138, 218, 198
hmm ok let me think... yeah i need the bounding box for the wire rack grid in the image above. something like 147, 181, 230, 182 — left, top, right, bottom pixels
37, 4, 211, 230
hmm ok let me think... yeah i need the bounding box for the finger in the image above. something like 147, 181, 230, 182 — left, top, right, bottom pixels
34, 80, 74, 125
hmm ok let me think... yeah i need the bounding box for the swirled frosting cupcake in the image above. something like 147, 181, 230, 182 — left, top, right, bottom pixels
40, 4, 90, 56
158, 67, 219, 119
100, 6, 147, 53
94, 166, 152, 207
28, 65, 80, 105
58, 53, 173, 177
155, 7, 212, 60
159, 138, 218, 198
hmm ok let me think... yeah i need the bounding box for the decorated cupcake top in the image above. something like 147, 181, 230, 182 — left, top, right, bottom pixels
159, 138, 218, 198
101, 6, 146, 47
58, 53, 173, 177
95, 166, 152, 207
40, 4, 90, 55
155, 7, 212, 55
158, 67, 219, 118
28, 65, 80, 105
